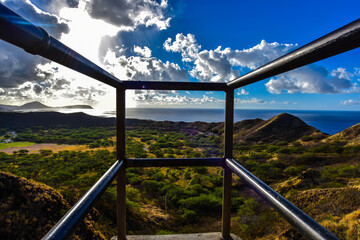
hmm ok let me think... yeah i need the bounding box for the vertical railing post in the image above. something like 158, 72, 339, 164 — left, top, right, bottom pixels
222, 89, 234, 239
116, 88, 126, 240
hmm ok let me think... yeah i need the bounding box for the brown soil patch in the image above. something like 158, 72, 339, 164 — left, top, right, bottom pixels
0, 144, 88, 154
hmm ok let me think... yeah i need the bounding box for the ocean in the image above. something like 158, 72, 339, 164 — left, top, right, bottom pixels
126, 108, 360, 135
56, 108, 360, 135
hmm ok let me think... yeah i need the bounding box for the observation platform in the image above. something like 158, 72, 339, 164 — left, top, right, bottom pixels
1, 3, 356, 240
111, 232, 242, 240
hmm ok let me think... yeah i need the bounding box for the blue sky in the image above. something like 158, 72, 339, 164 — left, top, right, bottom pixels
0, 0, 359, 110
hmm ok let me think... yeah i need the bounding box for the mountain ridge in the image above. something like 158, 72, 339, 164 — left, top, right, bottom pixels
0, 101, 93, 111
1, 110, 360, 144
0, 111, 327, 144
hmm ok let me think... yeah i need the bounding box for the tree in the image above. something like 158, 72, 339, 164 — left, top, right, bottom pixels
18, 149, 29, 156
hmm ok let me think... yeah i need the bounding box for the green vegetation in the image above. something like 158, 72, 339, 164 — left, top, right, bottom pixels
1, 116, 360, 239
0, 141, 35, 150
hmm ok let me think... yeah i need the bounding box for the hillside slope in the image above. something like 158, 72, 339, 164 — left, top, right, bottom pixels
325, 122, 360, 145
0, 111, 326, 144
0, 171, 105, 239
234, 113, 326, 144
257, 172, 360, 240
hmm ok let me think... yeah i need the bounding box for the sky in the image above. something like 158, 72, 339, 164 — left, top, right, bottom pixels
0, 0, 360, 111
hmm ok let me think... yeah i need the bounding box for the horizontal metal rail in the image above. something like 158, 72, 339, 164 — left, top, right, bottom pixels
43, 160, 124, 240
123, 81, 227, 91
227, 19, 360, 90
226, 158, 339, 240
0, 4, 123, 88
127, 157, 223, 168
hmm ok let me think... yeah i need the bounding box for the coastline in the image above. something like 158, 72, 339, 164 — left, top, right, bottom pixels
2, 108, 360, 135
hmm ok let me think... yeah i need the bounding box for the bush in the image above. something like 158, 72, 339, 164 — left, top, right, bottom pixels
143, 180, 165, 195
127, 187, 141, 202
150, 172, 166, 181
178, 194, 222, 215
237, 198, 260, 216
181, 209, 198, 224
284, 165, 307, 177
301, 135, 313, 141
193, 167, 208, 174
184, 169, 191, 179
128, 176, 142, 185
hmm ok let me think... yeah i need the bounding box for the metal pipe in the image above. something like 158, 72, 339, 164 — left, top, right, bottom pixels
227, 19, 360, 90
222, 90, 234, 239
116, 89, 127, 240
226, 158, 339, 240
224, 90, 234, 159
123, 81, 227, 91
42, 160, 124, 240
0, 3, 123, 88
127, 157, 223, 168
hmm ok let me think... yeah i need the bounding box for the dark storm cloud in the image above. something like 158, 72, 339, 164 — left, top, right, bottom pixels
33, 84, 43, 94
51, 78, 71, 90
3, 0, 69, 38
0, 0, 70, 89
87, 0, 170, 30
0, 41, 46, 88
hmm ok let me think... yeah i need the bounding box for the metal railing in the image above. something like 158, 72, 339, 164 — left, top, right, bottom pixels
1, 3, 359, 240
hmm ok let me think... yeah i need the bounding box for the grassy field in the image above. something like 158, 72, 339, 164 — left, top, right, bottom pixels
0, 142, 35, 150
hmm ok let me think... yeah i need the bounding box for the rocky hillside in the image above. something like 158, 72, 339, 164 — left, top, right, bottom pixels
234, 113, 326, 144
0, 172, 105, 240
325, 122, 360, 145
254, 169, 360, 240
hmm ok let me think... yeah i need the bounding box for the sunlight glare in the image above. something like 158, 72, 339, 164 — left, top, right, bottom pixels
58, 1, 119, 64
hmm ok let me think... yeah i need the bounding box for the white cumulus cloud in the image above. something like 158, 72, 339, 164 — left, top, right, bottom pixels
134, 45, 152, 58
237, 88, 249, 95
103, 49, 188, 81
265, 66, 354, 94
164, 34, 297, 83
164, 33, 358, 95
133, 90, 224, 105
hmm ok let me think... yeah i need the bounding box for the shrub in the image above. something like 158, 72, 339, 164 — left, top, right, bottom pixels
181, 209, 198, 224
127, 187, 141, 202
184, 169, 191, 179
128, 176, 142, 185
178, 194, 222, 215
284, 165, 307, 177
301, 135, 313, 141
193, 167, 208, 174
150, 172, 166, 181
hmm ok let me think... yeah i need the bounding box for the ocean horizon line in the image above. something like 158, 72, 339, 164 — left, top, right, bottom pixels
6, 108, 360, 135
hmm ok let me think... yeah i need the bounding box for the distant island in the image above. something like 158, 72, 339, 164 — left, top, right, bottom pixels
0, 101, 93, 112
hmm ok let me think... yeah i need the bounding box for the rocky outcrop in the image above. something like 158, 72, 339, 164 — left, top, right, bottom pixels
0, 171, 105, 240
